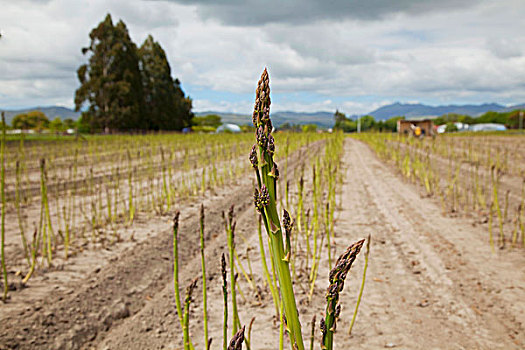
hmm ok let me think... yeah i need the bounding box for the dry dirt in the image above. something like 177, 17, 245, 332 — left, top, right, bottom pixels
1, 137, 524, 350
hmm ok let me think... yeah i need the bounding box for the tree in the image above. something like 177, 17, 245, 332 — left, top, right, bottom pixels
383, 116, 404, 132
63, 118, 76, 130
172, 78, 193, 129
278, 122, 302, 132
192, 114, 222, 127
138, 35, 192, 130
334, 110, 347, 126
506, 110, 524, 129
75, 14, 145, 132
445, 122, 458, 132
12, 111, 50, 130
333, 110, 358, 132
302, 124, 318, 133
358, 115, 375, 131
49, 118, 64, 133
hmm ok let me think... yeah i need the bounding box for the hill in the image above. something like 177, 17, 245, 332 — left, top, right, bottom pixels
1, 106, 80, 124
195, 110, 334, 128
4, 102, 524, 128
367, 102, 507, 120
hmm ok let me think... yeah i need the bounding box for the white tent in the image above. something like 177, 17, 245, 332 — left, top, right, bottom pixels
468, 123, 507, 132
216, 123, 241, 133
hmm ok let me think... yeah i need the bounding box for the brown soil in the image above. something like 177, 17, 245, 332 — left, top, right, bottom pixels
1, 138, 523, 350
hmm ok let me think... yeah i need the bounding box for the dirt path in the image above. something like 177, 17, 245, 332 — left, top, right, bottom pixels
334, 138, 524, 349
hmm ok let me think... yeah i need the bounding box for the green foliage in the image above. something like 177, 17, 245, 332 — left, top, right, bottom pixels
359, 115, 376, 130
445, 122, 458, 132
63, 118, 76, 130
240, 124, 255, 133
173, 78, 194, 130
139, 35, 193, 130
49, 118, 64, 133
434, 110, 524, 129
75, 14, 144, 132
75, 14, 193, 132
334, 110, 347, 125
301, 124, 318, 133
278, 122, 301, 132
12, 111, 50, 130
476, 111, 508, 125
433, 113, 474, 125
333, 110, 356, 132
192, 114, 222, 128
334, 110, 401, 133
506, 110, 525, 129
191, 126, 217, 133
76, 114, 93, 133
381, 116, 404, 132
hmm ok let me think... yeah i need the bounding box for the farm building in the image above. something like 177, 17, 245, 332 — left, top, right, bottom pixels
397, 119, 435, 137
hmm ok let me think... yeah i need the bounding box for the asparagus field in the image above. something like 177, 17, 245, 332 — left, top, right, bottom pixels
1, 78, 524, 349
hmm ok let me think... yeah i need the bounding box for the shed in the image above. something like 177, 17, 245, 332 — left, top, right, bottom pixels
397, 119, 434, 137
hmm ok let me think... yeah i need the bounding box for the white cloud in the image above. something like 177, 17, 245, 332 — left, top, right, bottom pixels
1, 0, 525, 115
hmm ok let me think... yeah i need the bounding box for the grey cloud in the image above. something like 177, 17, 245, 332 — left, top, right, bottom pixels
115, 1, 180, 29
264, 24, 377, 66
486, 38, 522, 59
161, 0, 480, 25
2, 0, 525, 112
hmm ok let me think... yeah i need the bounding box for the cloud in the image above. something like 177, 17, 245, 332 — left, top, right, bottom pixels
163, 0, 479, 26
1, 0, 525, 116
486, 38, 523, 59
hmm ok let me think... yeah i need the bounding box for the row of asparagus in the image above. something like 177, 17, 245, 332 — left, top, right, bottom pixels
171, 70, 370, 349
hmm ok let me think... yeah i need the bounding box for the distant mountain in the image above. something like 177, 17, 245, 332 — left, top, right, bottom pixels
5, 102, 524, 128
1, 106, 80, 124
196, 110, 335, 128
272, 111, 334, 128
501, 103, 525, 113
367, 102, 507, 120
195, 111, 251, 126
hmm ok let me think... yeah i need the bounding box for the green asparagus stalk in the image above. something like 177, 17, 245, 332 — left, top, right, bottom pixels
15, 160, 30, 264
310, 315, 316, 350
279, 300, 285, 350
310, 166, 319, 282
1, 112, 6, 301
257, 214, 280, 316
247, 317, 255, 350
40, 159, 54, 264
321, 239, 364, 350
199, 204, 210, 349
183, 278, 198, 350
225, 207, 241, 334
348, 234, 371, 335
250, 68, 305, 349
22, 229, 38, 284
222, 254, 228, 350
173, 212, 183, 325
325, 203, 332, 270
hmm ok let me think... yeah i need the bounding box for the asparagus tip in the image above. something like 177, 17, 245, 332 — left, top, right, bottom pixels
227, 325, 245, 350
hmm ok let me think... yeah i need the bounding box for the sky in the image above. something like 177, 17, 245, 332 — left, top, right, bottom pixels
1, 0, 525, 115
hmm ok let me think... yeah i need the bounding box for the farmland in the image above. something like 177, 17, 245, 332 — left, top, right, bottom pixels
0, 126, 523, 349
0, 79, 524, 350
